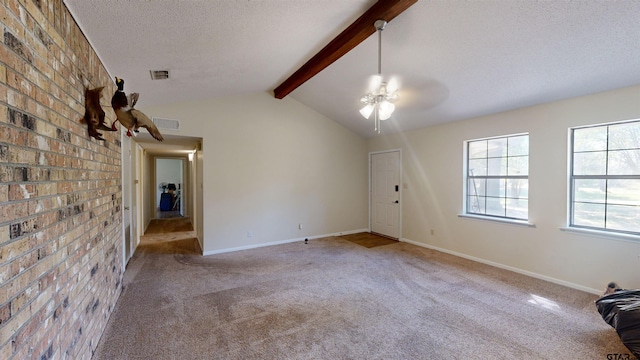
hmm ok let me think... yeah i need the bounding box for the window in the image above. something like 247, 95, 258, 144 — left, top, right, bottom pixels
465, 134, 529, 220
570, 120, 640, 235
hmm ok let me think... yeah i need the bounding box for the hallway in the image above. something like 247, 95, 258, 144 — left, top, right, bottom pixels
139, 217, 200, 255
155, 209, 183, 219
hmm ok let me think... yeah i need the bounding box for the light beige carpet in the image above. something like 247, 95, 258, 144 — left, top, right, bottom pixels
92, 233, 631, 359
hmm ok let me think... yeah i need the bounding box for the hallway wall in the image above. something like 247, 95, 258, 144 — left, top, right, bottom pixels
0, 1, 124, 359
142, 93, 370, 254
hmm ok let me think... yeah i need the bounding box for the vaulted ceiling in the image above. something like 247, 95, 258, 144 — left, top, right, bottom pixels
65, 0, 640, 138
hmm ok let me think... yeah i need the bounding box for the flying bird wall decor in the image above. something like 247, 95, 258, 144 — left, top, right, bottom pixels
79, 86, 116, 141
111, 77, 164, 142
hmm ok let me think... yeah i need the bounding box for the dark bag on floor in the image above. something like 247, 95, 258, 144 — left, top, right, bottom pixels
160, 193, 173, 211
595, 290, 640, 358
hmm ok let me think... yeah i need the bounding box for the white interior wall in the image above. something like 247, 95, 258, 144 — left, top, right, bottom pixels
367, 85, 640, 293
142, 92, 369, 254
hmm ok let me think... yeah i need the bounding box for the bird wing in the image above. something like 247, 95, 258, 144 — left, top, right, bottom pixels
129, 93, 139, 108
131, 109, 164, 142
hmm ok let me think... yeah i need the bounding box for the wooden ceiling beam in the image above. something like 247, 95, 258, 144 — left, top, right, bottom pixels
273, 0, 418, 99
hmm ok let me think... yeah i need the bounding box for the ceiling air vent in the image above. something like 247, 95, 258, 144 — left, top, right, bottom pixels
150, 70, 169, 80
152, 117, 180, 131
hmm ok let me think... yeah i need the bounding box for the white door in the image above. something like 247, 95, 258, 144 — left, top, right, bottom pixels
371, 151, 400, 238
121, 134, 133, 266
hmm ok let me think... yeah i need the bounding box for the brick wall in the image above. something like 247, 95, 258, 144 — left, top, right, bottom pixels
0, 1, 124, 359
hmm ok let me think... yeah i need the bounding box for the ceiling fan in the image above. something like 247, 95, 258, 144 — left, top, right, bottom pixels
359, 19, 400, 134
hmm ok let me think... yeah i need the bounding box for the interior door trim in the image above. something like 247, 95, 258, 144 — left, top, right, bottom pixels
369, 149, 402, 239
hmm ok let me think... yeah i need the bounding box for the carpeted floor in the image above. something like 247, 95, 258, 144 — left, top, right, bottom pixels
92, 230, 632, 359
145, 217, 194, 234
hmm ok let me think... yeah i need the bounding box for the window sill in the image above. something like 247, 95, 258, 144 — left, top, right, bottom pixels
559, 227, 640, 243
458, 214, 535, 227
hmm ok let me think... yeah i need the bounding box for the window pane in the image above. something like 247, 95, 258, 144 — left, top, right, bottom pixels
468, 195, 485, 214
465, 133, 528, 221
608, 149, 640, 175
506, 198, 528, 219
469, 178, 486, 197
608, 122, 640, 150
487, 157, 507, 176
468, 158, 487, 176
606, 205, 640, 233
570, 121, 640, 235
574, 127, 607, 152
573, 202, 605, 228
486, 197, 505, 216
487, 138, 507, 158
468, 141, 487, 159
574, 179, 606, 203
486, 179, 505, 197
508, 155, 528, 176
508, 135, 529, 156
608, 179, 640, 206
573, 152, 606, 175
507, 179, 528, 198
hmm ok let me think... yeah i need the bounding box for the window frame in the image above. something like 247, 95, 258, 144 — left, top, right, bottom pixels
568, 119, 640, 237
462, 133, 530, 223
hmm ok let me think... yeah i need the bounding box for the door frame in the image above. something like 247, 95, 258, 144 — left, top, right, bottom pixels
153, 157, 186, 217
369, 149, 402, 239
121, 133, 134, 268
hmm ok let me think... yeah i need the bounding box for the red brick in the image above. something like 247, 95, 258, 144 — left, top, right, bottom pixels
8, 184, 36, 200
1, 202, 29, 223
0, 184, 7, 202
0, 302, 10, 325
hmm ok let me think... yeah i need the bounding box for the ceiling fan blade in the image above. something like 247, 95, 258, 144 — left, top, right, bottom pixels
369, 75, 382, 93
386, 77, 400, 94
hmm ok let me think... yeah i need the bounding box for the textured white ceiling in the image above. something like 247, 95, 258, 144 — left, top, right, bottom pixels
65, 0, 640, 138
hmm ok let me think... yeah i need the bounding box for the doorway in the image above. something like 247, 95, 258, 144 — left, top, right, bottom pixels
370, 150, 401, 239
155, 157, 185, 218
129, 134, 202, 254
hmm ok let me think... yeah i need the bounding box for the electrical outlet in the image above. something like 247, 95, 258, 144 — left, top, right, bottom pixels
298, 223, 302, 230
247, 231, 253, 238
430, 229, 435, 236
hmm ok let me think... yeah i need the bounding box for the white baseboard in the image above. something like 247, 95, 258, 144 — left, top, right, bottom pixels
401, 238, 602, 295
202, 228, 369, 256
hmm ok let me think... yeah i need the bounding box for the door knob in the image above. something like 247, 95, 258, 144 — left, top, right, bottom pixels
394, 200, 399, 204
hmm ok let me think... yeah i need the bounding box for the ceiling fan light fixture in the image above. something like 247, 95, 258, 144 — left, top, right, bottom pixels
358, 19, 399, 133
360, 94, 372, 104
378, 101, 395, 120
360, 104, 374, 119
